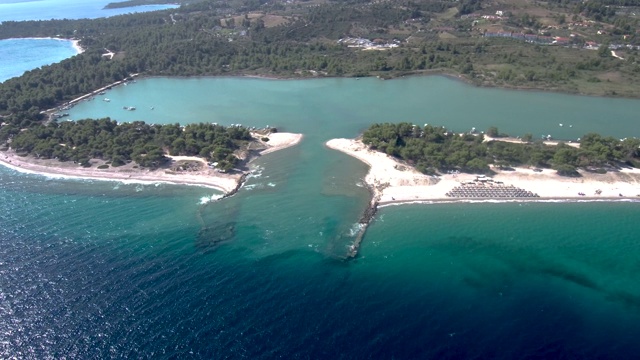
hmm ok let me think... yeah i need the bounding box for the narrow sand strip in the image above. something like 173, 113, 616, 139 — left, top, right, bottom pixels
253, 132, 303, 155
326, 138, 640, 204
71, 39, 85, 54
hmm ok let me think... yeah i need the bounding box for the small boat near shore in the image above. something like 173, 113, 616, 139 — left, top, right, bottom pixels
103, 98, 110, 102
123, 106, 136, 111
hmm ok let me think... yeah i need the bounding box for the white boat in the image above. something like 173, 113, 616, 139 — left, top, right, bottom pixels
103, 98, 110, 102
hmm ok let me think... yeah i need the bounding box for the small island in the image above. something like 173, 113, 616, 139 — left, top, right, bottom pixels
0, 118, 302, 194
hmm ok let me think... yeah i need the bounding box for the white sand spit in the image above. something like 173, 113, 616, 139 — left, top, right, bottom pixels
326, 138, 640, 204
256, 132, 303, 155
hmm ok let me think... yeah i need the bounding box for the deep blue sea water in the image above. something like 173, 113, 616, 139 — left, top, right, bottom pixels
1, 1, 640, 357
2, 76, 640, 358
1, 169, 639, 358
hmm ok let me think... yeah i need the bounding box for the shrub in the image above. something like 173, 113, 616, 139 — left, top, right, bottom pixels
555, 164, 580, 177
97, 164, 109, 169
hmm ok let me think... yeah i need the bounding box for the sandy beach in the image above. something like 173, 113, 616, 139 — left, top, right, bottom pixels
0, 132, 302, 193
326, 138, 640, 205
254, 132, 303, 155
71, 39, 85, 54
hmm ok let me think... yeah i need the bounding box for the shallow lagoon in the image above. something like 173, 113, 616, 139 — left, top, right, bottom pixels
2, 75, 640, 358
70, 76, 640, 140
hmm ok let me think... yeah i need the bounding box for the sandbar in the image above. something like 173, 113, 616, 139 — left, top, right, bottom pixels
326, 138, 640, 205
0, 132, 302, 193
253, 132, 303, 155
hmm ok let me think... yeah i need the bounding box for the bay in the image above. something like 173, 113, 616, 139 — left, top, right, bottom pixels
2, 76, 640, 358
70, 76, 640, 140
0, 0, 179, 23
0, 0, 179, 82
0, 38, 79, 82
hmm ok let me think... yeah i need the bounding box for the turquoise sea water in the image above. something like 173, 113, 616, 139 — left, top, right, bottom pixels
0, 0, 179, 23
69, 76, 640, 140
0, 38, 79, 82
2, 76, 640, 358
0, 0, 178, 82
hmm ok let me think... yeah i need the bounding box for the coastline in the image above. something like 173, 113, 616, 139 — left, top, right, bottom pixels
254, 132, 303, 155
401, 70, 640, 100
71, 39, 85, 54
2, 37, 85, 54
326, 138, 640, 205
62, 71, 639, 106
0, 132, 302, 193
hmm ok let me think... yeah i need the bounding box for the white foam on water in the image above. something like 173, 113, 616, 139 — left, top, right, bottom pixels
243, 183, 265, 191
248, 166, 264, 179
199, 194, 224, 205
348, 223, 365, 237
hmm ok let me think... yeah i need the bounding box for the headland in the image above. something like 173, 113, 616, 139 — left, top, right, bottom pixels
326, 138, 640, 205
0, 132, 302, 193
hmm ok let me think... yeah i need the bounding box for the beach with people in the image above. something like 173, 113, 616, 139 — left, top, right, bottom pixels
326, 138, 640, 205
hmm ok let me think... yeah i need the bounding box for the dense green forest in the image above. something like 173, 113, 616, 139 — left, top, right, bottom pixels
1, 0, 640, 169
362, 123, 640, 176
2, 0, 639, 128
6, 119, 252, 171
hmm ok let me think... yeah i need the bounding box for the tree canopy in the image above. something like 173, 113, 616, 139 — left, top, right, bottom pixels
362, 122, 640, 175
7, 119, 252, 171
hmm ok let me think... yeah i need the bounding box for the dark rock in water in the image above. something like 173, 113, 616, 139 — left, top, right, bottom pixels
220, 173, 248, 200
196, 222, 236, 251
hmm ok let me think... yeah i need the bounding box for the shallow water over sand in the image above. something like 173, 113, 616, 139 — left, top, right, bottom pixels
69, 76, 640, 140
2, 76, 640, 358
0, 38, 78, 82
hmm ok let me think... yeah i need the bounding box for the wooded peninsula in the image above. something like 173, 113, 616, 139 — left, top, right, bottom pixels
1, 0, 640, 170
362, 123, 640, 176
7, 119, 253, 171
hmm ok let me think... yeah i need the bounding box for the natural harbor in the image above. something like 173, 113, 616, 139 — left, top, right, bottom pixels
2, 0, 640, 358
